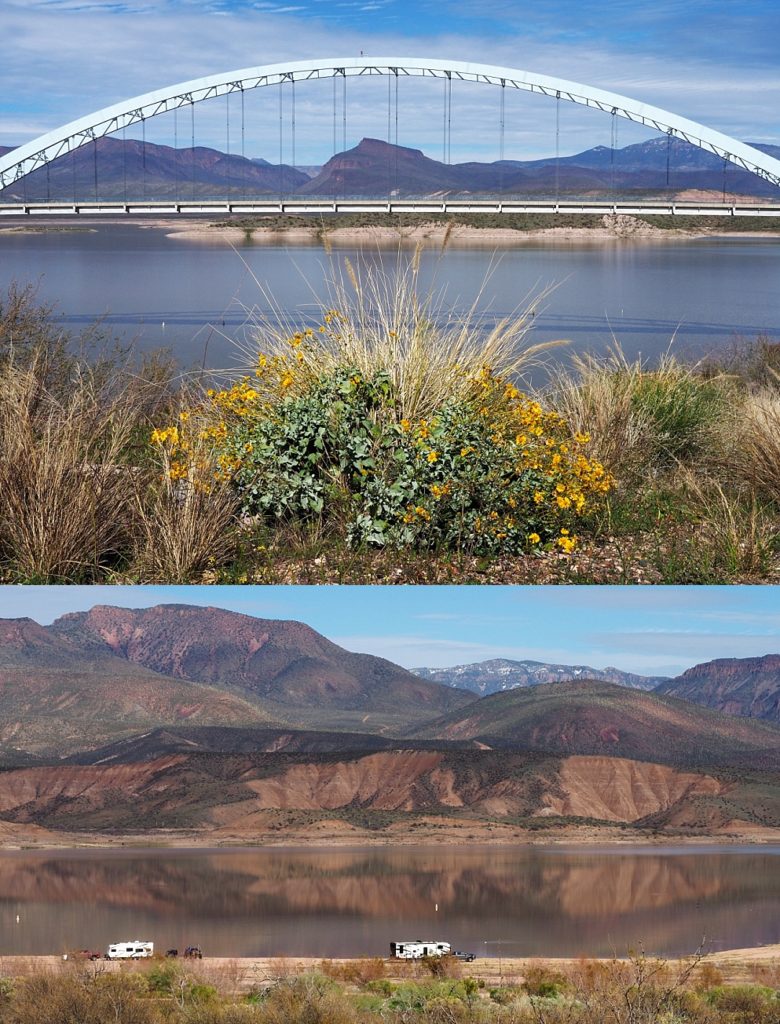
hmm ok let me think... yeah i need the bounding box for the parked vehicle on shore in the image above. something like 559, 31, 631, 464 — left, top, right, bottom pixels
106, 941, 154, 960
390, 941, 451, 959
452, 951, 477, 962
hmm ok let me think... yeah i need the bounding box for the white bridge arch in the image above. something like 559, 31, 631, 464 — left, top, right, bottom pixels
2, 56, 779, 191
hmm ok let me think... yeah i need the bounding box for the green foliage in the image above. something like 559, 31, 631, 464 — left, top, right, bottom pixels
210, 365, 610, 557
147, 962, 182, 995
628, 370, 730, 464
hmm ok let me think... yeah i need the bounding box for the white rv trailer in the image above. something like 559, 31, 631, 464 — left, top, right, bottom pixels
106, 940, 154, 959
390, 940, 451, 959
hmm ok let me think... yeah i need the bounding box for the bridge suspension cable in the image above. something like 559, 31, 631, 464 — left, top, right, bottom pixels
1, 57, 779, 192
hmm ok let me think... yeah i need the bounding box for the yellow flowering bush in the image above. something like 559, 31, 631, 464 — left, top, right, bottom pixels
169, 351, 612, 554
352, 367, 612, 553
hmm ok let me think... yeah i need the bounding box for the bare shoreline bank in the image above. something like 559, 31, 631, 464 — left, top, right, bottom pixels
2, 819, 780, 851
1, 950, 778, 988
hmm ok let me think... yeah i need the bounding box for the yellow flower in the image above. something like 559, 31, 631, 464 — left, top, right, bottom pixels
400, 418, 411, 432
426, 451, 439, 464
556, 534, 577, 554
527, 532, 541, 544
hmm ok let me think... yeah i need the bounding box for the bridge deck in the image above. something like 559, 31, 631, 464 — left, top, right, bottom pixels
2, 199, 780, 218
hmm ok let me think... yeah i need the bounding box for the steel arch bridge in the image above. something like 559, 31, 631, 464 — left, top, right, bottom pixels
2, 55, 779, 195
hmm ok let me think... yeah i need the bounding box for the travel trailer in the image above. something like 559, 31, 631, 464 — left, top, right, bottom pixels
106, 940, 154, 959
390, 940, 451, 959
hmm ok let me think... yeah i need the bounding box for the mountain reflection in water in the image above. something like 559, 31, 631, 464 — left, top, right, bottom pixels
0, 846, 779, 958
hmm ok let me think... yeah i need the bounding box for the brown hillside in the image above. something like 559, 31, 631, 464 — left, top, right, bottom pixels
411, 680, 780, 769
48, 605, 472, 727
0, 618, 279, 756
0, 749, 743, 834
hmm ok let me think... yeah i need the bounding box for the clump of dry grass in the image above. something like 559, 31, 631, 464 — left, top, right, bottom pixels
730, 389, 780, 504
0, 360, 139, 581
132, 407, 240, 583
674, 470, 778, 578
547, 346, 735, 478
240, 246, 563, 422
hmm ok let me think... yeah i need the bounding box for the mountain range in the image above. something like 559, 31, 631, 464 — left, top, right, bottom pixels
1, 605, 780, 840
2, 135, 778, 201
413, 658, 666, 695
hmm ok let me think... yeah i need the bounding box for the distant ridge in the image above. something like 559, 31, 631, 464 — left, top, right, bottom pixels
657, 655, 780, 722
413, 658, 666, 695
2, 135, 777, 201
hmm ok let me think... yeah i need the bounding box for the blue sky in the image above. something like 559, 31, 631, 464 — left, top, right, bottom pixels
2, 0, 778, 161
3, 585, 780, 677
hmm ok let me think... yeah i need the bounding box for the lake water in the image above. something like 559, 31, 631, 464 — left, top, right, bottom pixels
0, 225, 778, 375
1, 846, 779, 959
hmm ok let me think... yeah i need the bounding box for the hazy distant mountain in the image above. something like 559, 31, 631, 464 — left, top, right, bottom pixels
413, 658, 666, 696
656, 655, 780, 722
0, 136, 307, 202
2, 135, 777, 201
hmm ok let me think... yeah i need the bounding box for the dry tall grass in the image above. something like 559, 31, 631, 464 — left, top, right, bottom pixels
133, 417, 240, 584
0, 361, 138, 581
241, 246, 563, 422
731, 389, 780, 504
548, 347, 735, 477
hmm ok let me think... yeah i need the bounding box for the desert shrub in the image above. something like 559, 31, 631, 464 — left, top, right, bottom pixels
182, 1006, 262, 1024
521, 966, 568, 999
186, 362, 610, 557
250, 974, 356, 1024
5, 972, 158, 1024
147, 962, 182, 995
239, 247, 560, 424
489, 985, 522, 1005
729, 390, 780, 506
0, 978, 13, 1008
694, 963, 725, 992
421, 956, 461, 980
319, 959, 386, 985
705, 984, 780, 1023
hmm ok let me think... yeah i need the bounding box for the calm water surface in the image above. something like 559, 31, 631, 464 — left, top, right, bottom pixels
0, 225, 778, 372
1, 845, 779, 958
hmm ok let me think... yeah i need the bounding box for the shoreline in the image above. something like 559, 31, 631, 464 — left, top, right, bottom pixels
3, 822, 780, 851
2, 215, 779, 245
0, 949, 778, 987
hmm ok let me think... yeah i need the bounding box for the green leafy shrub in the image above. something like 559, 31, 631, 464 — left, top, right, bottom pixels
183, 363, 611, 557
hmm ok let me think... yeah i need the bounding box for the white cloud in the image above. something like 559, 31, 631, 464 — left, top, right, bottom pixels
1, 4, 777, 161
